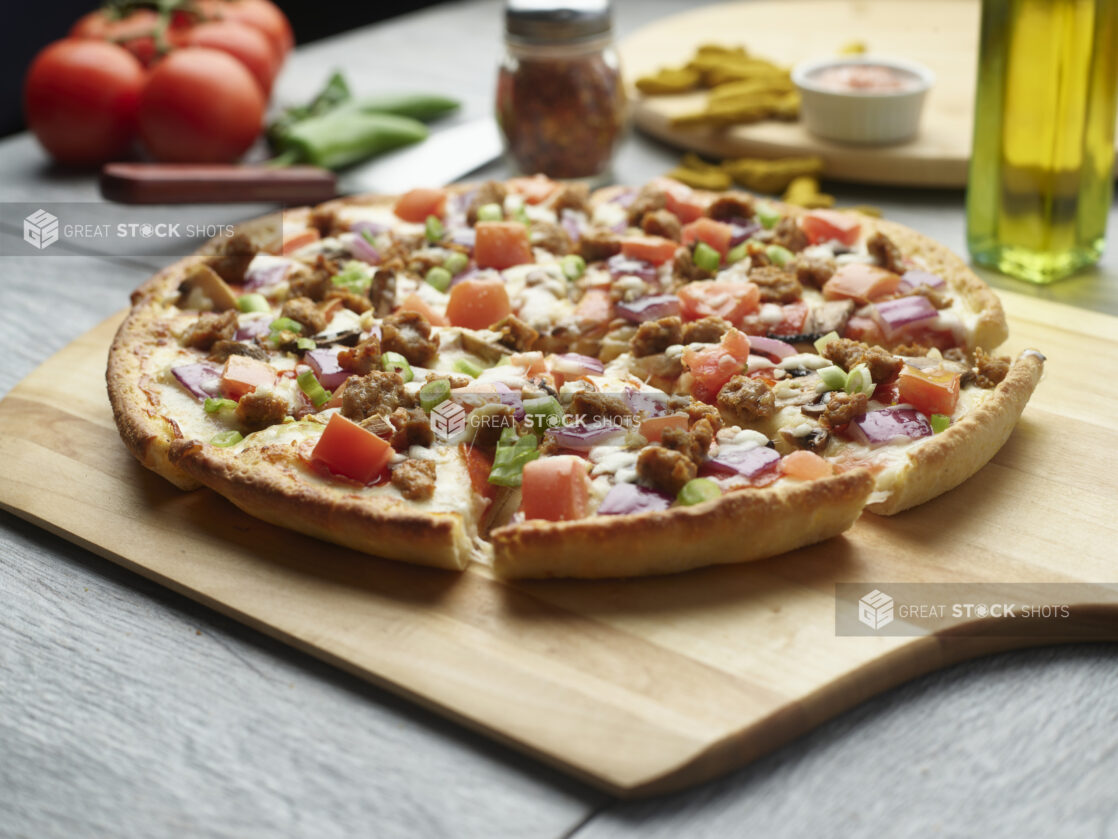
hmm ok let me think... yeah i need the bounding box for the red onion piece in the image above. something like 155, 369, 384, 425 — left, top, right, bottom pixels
747, 334, 797, 360
304, 348, 352, 391
547, 422, 626, 450
871, 295, 938, 338
233, 317, 270, 341
171, 362, 223, 400
608, 188, 637, 207
349, 220, 389, 238
598, 482, 672, 515
491, 382, 526, 419
560, 209, 584, 242
897, 269, 945, 293
727, 217, 762, 246
625, 388, 670, 417
243, 260, 290, 291
705, 444, 780, 479
551, 353, 605, 377
348, 232, 380, 264
608, 253, 658, 283
850, 407, 932, 446
615, 294, 681, 323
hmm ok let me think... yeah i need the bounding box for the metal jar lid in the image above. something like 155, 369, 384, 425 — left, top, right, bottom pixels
505, 0, 613, 44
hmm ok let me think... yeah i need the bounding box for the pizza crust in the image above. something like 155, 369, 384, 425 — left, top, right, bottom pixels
865, 350, 1045, 515
491, 469, 874, 579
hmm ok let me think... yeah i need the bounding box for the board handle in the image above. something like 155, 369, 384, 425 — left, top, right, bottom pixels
100, 163, 338, 205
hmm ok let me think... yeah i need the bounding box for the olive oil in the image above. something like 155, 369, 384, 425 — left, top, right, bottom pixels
966, 0, 1118, 283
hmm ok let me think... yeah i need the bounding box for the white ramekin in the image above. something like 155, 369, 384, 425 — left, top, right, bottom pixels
791, 57, 935, 145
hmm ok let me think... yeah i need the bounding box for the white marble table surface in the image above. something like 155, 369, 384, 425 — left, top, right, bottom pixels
1, 2, 1116, 837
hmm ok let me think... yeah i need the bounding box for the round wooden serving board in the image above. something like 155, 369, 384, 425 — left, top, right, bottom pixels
619, 0, 983, 187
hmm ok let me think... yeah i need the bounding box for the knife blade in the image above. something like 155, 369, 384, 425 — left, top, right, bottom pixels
100, 118, 505, 205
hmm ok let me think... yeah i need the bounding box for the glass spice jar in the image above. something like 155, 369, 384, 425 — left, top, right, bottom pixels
496, 0, 627, 181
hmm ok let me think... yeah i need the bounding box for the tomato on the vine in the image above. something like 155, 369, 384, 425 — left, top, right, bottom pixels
138, 47, 265, 163
179, 20, 279, 94
196, 0, 294, 57
24, 39, 145, 165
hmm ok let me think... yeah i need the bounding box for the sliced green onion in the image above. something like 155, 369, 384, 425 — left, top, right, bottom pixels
726, 242, 747, 264
766, 244, 793, 267
476, 203, 503, 222
425, 214, 445, 243
813, 331, 841, 355
236, 293, 270, 313
297, 368, 332, 407
419, 378, 451, 412
382, 351, 414, 383
677, 477, 722, 506
522, 395, 564, 437
204, 397, 237, 413
296, 337, 317, 350
844, 363, 875, 397
488, 427, 540, 487
693, 241, 721, 272
443, 251, 469, 276
330, 260, 373, 294
514, 206, 531, 226
930, 413, 951, 434
757, 203, 781, 229
361, 229, 378, 245
425, 266, 452, 292
817, 365, 848, 391
210, 430, 243, 447
453, 357, 484, 378
561, 254, 586, 280
269, 317, 303, 334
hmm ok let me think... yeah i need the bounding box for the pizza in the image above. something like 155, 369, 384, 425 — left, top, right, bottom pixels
107, 175, 1044, 579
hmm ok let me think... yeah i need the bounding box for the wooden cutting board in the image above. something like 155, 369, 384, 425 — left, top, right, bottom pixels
1, 292, 1116, 796
619, 0, 1118, 187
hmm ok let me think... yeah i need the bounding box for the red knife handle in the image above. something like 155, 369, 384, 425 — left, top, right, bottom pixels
100, 163, 338, 205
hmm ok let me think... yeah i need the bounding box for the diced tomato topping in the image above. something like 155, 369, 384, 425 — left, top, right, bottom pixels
844, 315, 885, 344
474, 221, 533, 270
681, 217, 734, 256
574, 288, 612, 326
507, 175, 558, 204
219, 354, 276, 400
769, 300, 809, 336
510, 352, 548, 377
898, 325, 962, 352
311, 413, 395, 485
652, 177, 705, 223
678, 280, 761, 323
780, 450, 834, 481
394, 187, 447, 222
801, 210, 861, 246
682, 327, 751, 402
639, 413, 689, 443
462, 443, 497, 501
396, 292, 449, 327
897, 365, 960, 416
281, 228, 319, 255
620, 235, 679, 265
519, 455, 591, 522
823, 264, 901, 303
446, 277, 511, 330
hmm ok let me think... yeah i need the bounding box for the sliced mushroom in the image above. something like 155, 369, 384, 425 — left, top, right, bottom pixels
178, 263, 239, 312
458, 329, 513, 365
311, 326, 363, 347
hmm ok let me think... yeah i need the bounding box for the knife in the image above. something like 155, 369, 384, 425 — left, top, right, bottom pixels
100, 118, 504, 204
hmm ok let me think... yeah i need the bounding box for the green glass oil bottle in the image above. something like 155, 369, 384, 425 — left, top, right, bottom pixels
966, 0, 1118, 283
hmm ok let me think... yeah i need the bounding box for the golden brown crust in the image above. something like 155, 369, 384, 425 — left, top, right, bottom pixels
865, 350, 1045, 515
491, 469, 875, 579
166, 438, 476, 570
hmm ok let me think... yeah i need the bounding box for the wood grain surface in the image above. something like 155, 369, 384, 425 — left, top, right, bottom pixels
619, 0, 1118, 187
1, 288, 1115, 796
